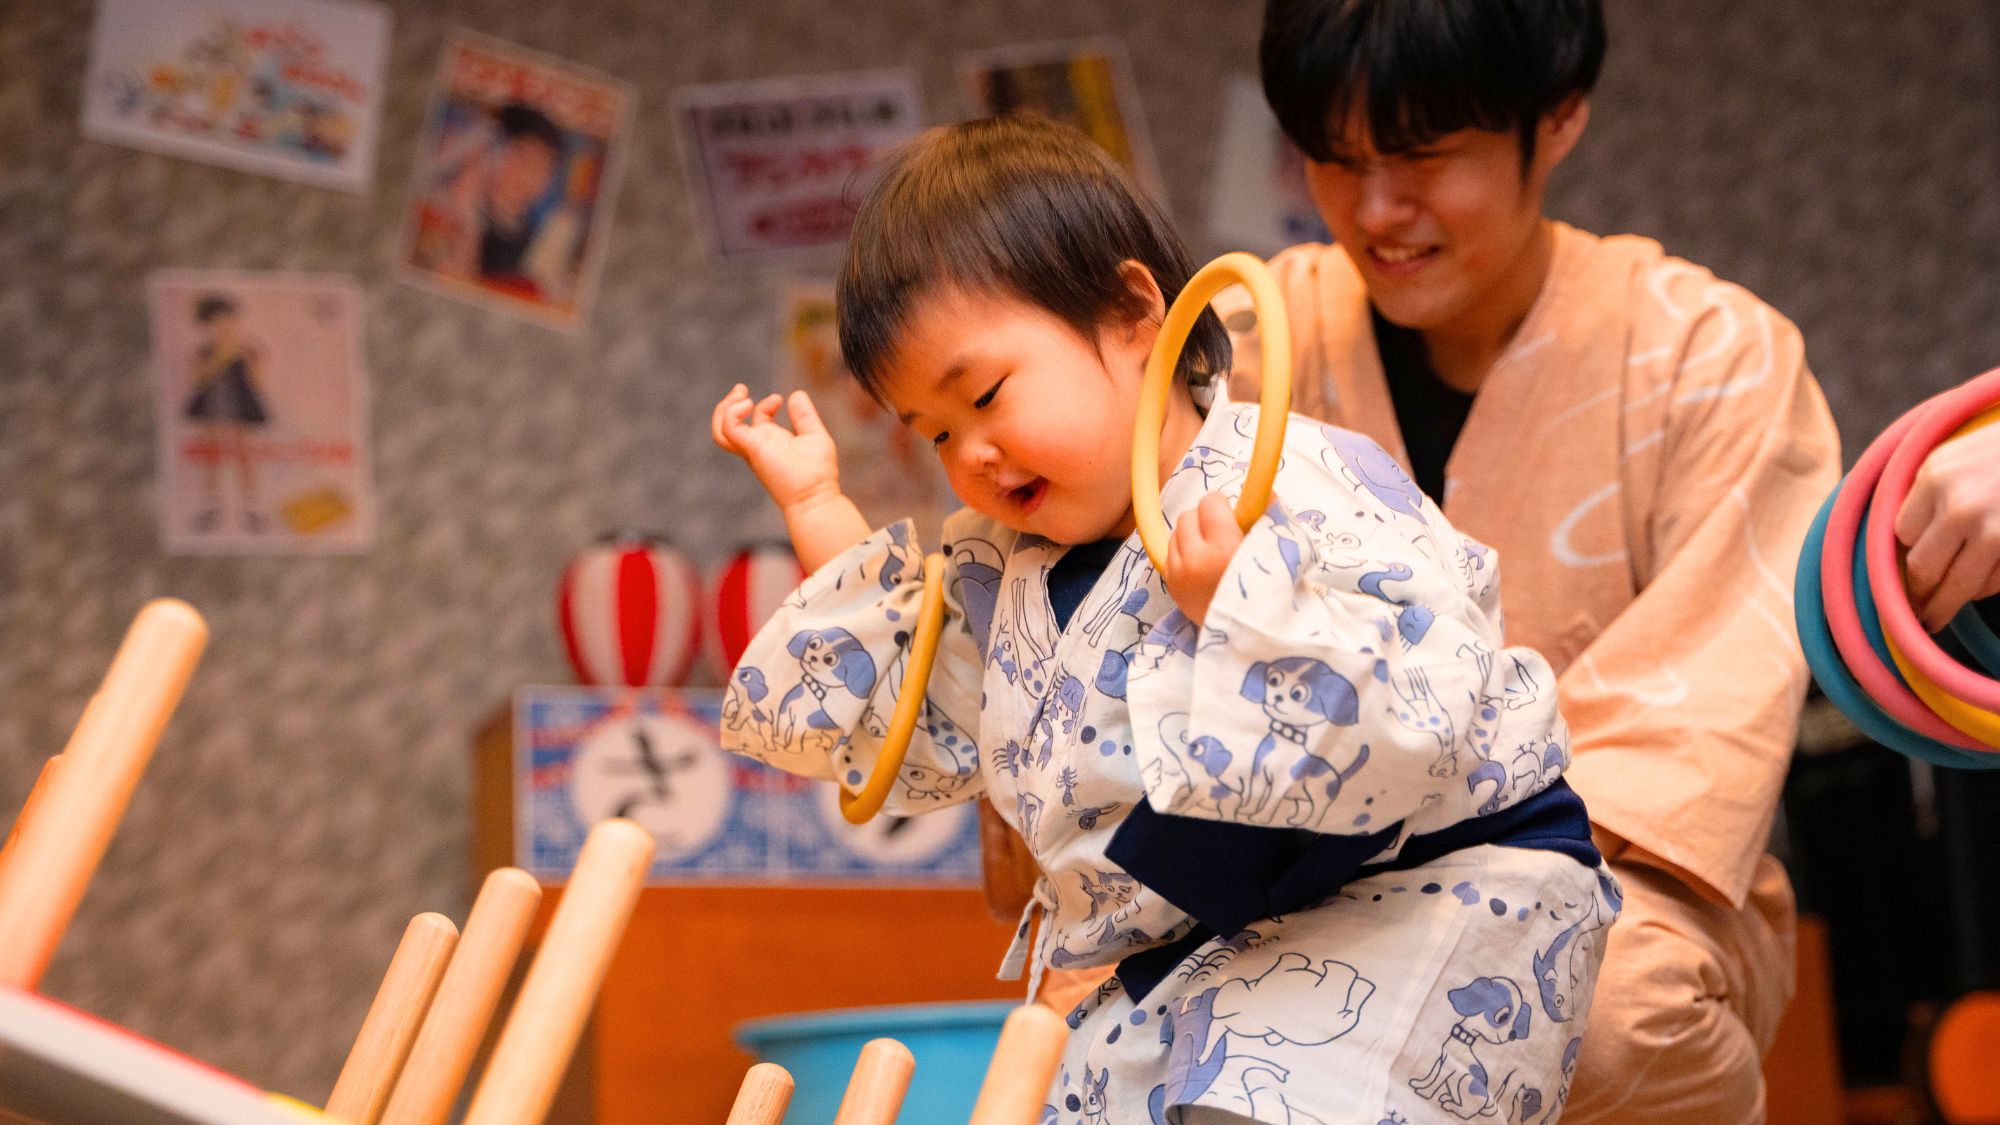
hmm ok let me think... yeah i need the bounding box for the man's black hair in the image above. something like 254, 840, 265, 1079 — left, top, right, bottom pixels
495, 102, 564, 153
194, 294, 237, 322
837, 116, 1228, 398
1261, 0, 1605, 164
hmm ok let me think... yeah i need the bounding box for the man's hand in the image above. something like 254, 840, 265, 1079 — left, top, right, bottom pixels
1164, 493, 1248, 627
1896, 420, 2000, 632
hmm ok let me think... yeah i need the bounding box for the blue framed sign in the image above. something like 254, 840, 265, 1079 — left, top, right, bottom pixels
515, 686, 981, 885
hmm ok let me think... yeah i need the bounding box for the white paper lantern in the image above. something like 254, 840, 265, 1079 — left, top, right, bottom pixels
712, 543, 806, 677
557, 535, 703, 687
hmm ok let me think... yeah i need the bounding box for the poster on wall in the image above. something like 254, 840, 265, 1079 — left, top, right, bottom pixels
671, 69, 926, 265
516, 686, 982, 885
777, 280, 949, 543
959, 37, 1162, 199
398, 32, 633, 331
147, 271, 375, 553
1207, 74, 1331, 257
80, 0, 391, 192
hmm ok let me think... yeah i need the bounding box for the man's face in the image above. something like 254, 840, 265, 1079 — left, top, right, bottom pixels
1302, 102, 1582, 332
488, 135, 558, 222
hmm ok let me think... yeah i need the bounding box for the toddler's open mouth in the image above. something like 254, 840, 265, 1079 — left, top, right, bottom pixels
1006, 477, 1048, 513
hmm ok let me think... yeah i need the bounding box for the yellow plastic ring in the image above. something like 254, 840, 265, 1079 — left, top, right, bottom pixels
1886, 407, 2000, 749
1132, 252, 1292, 574
1887, 632, 2000, 749
839, 552, 950, 823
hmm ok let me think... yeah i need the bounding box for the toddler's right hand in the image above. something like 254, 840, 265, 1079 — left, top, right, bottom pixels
712, 385, 843, 515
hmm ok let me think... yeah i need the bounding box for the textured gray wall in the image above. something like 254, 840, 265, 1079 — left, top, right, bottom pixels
1553, 1, 2000, 456
1, 0, 1996, 1101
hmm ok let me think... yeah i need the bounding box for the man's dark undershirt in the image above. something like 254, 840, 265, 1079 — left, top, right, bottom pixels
1373, 306, 1475, 505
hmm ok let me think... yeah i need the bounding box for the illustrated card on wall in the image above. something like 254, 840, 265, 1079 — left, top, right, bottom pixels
147, 271, 375, 553
80, 0, 391, 192
399, 32, 632, 331
516, 686, 981, 885
960, 37, 1162, 199
671, 69, 926, 264
777, 280, 950, 544
1207, 74, 1331, 257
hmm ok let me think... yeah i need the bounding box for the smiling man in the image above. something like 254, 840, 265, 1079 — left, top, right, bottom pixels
1254, 1, 1841, 1121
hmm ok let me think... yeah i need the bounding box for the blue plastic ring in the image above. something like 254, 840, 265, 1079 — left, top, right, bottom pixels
1950, 601, 2000, 676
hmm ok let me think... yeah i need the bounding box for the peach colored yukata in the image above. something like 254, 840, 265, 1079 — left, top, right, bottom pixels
1255, 221, 1841, 1124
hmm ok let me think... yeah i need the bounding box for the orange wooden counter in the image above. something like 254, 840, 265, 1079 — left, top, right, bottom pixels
475, 708, 1020, 1123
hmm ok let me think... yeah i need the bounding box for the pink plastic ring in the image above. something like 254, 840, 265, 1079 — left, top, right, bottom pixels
1869, 367, 2000, 713
1821, 390, 1987, 750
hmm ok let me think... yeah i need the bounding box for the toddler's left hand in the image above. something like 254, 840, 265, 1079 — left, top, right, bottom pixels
1165, 493, 1247, 627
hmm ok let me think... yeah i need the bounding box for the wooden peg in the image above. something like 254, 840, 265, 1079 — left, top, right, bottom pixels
0, 754, 65, 882
724, 1061, 795, 1125
325, 912, 460, 1125
968, 1005, 1068, 1125
0, 599, 207, 990
460, 820, 652, 1125
379, 868, 541, 1125
831, 1037, 915, 1125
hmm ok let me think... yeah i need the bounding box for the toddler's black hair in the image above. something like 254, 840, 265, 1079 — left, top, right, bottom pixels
837, 116, 1229, 398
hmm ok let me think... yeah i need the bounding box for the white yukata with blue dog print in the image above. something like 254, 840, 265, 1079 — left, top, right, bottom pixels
721, 397, 1619, 1124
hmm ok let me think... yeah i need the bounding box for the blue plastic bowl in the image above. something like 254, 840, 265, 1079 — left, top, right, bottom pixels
734, 1001, 1015, 1124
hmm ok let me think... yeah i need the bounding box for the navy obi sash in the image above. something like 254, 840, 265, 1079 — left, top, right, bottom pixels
1105, 778, 1600, 1002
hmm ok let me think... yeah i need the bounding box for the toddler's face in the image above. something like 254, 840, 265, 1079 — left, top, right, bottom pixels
876, 287, 1151, 545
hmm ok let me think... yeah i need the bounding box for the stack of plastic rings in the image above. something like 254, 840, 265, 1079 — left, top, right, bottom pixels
1796, 366, 2000, 767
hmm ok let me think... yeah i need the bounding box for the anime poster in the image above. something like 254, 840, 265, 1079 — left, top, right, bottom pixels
147, 272, 375, 553
515, 687, 980, 885
80, 0, 390, 192
960, 37, 1162, 198
777, 280, 950, 544
1207, 74, 1332, 257
672, 69, 926, 264
398, 32, 632, 330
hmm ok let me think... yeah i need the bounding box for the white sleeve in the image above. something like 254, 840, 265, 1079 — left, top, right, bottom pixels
720, 521, 987, 814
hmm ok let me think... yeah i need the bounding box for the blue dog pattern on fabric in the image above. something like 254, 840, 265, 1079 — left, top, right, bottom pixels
1239, 657, 1363, 826
723, 667, 771, 743
1409, 976, 1534, 1119
777, 628, 875, 758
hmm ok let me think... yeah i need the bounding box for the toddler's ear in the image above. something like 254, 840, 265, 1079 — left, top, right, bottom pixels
1115, 260, 1166, 341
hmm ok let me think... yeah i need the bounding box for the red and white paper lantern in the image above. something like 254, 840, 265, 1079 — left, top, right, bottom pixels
712, 544, 806, 676
557, 536, 703, 687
